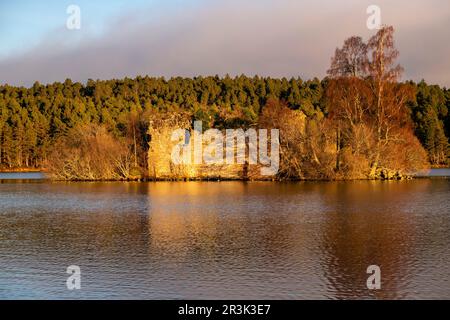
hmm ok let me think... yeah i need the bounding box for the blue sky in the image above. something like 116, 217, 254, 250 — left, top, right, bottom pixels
0, 0, 191, 57
0, 0, 449, 87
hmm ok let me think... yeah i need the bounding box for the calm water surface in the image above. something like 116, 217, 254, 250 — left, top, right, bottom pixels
415, 168, 450, 177
0, 172, 45, 180
0, 174, 449, 299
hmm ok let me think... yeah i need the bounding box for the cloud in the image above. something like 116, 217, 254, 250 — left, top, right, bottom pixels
1, 0, 449, 87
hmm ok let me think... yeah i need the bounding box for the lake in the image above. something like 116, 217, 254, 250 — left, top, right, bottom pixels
0, 171, 46, 180
415, 168, 450, 177
0, 173, 449, 299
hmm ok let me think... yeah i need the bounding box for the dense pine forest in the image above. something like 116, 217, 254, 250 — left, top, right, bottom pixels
0, 75, 325, 171
0, 26, 449, 180
0, 76, 449, 172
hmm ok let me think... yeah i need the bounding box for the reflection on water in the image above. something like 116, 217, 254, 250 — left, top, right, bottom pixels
415, 168, 450, 177
0, 171, 45, 180
0, 179, 449, 299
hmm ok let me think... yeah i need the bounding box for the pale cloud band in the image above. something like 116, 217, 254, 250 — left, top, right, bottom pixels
0, 0, 449, 87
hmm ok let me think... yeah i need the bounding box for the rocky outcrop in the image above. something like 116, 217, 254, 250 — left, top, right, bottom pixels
373, 168, 411, 180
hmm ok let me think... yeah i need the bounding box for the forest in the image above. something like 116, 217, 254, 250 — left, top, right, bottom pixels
0, 26, 449, 180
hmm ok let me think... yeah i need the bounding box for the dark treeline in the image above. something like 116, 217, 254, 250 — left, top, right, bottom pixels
0, 75, 449, 171
0, 75, 324, 171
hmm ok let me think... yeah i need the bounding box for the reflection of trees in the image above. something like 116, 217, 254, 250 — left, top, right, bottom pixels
145, 182, 318, 299
146, 182, 304, 263
0, 182, 152, 264
318, 181, 429, 299
2, 180, 440, 299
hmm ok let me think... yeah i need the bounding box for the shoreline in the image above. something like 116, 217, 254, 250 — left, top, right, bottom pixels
2, 175, 448, 182
0, 168, 43, 173
2, 168, 449, 182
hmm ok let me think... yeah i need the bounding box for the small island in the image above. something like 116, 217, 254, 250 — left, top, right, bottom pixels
0, 28, 449, 182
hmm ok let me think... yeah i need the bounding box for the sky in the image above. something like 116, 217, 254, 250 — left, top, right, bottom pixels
0, 0, 449, 87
